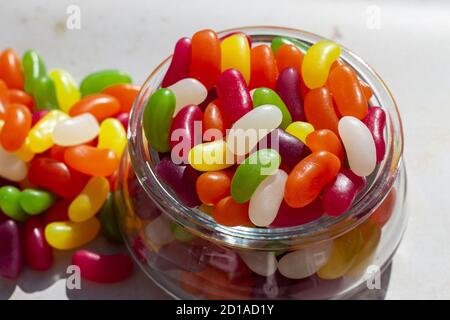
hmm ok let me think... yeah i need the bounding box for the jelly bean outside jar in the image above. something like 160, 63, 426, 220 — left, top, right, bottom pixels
115, 27, 407, 300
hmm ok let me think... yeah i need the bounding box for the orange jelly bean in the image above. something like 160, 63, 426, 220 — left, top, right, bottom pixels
359, 80, 373, 100
196, 171, 233, 206
276, 44, 304, 75
64, 145, 119, 177
102, 84, 140, 113
69, 93, 120, 121
0, 48, 24, 90
1, 103, 32, 152
212, 196, 251, 227
8, 89, 33, 109
284, 151, 341, 208
371, 187, 397, 227
304, 87, 339, 135
249, 45, 278, 90
0, 79, 9, 120
306, 129, 344, 161
203, 101, 226, 139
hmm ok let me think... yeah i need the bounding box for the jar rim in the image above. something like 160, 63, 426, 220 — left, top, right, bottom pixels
126, 26, 404, 249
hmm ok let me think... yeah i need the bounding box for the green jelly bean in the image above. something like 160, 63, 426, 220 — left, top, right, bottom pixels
143, 88, 175, 153
0, 186, 27, 222
19, 188, 56, 215
271, 36, 310, 54
80, 69, 132, 97
22, 49, 47, 94
252, 88, 292, 129
33, 75, 59, 110
170, 222, 197, 242
231, 149, 281, 204
99, 193, 123, 244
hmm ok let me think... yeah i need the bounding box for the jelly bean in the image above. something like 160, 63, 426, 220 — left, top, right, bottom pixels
317, 226, 363, 280
359, 80, 373, 100
249, 45, 277, 90
156, 157, 200, 207
362, 106, 386, 163
28, 110, 69, 153
115, 112, 129, 131
284, 151, 340, 208
31, 109, 48, 126
98, 193, 122, 244
145, 214, 175, 248
28, 157, 85, 198
170, 222, 197, 242
0, 146, 28, 182
239, 250, 277, 277
220, 32, 252, 47
22, 49, 46, 94
44, 198, 70, 224
64, 145, 119, 177
216, 69, 252, 124
0, 80, 10, 120
252, 89, 292, 129
19, 188, 56, 215
45, 217, 100, 250
69, 93, 120, 121
97, 118, 126, 158
79, 70, 132, 97
305, 129, 344, 160
231, 149, 281, 203
143, 88, 175, 153
304, 87, 339, 134
322, 169, 366, 216
0, 48, 24, 89
1, 103, 32, 152
249, 169, 288, 227
33, 75, 59, 110
52, 113, 99, 147
154, 241, 206, 272
204, 244, 252, 281
302, 40, 341, 89
212, 196, 251, 227
0, 219, 23, 278
203, 101, 225, 139
276, 44, 304, 75
198, 87, 218, 110
278, 241, 333, 279
8, 89, 33, 109
269, 198, 324, 227
102, 83, 140, 113
49, 69, 80, 112
72, 250, 133, 283
271, 36, 309, 54
68, 176, 109, 222
227, 105, 282, 156
23, 216, 53, 271
285, 121, 314, 143
275, 67, 306, 121
371, 187, 396, 227
328, 65, 368, 119
168, 78, 207, 116
162, 37, 192, 88
339, 116, 376, 176
221, 34, 251, 84
14, 137, 35, 162
188, 139, 234, 172
0, 186, 27, 221
190, 29, 221, 90
196, 171, 232, 206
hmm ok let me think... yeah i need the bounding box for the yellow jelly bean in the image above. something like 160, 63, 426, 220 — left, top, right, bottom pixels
14, 137, 35, 162
285, 121, 315, 143
28, 110, 69, 153
45, 217, 100, 250
317, 227, 363, 280
301, 40, 341, 89
97, 118, 126, 158
221, 34, 251, 84
49, 69, 81, 112
68, 176, 110, 222
188, 139, 234, 171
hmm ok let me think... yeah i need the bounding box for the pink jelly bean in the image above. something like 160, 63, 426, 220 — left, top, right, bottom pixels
31, 110, 49, 126
161, 37, 192, 88
322, 169, 367, 217
204, 244, 252, 281
115, 112, 129, 131
24, 216, 53, 271
216, 69, 252, 124
153, 240, 207, 272
72, 250, 133, 283
0, 219, 23, 279
219, 32, 252, 47
363, 106, 386, 163
276, 67, 306, 121
269, 198, 324, 228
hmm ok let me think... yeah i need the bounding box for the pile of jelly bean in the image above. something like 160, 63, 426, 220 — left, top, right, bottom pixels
143, 30, 386, 228
0, 48, 134, 282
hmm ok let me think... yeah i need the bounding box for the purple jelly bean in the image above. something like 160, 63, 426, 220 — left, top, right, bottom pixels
363, 106, 386, 163
216, 69, 252, 124
219, 32, 252, 47
155, 157, 200, 207
0, 219, 23, 279
276, 67, 306, 121
269, 198, 323, 228
204, 244, 252, 281
322, 169, 367, 217
153, 240, 207, 272
116, 112, 129, 131
31, 110, 49, 126
252, 271, 290, 299
162, 37, 192, 88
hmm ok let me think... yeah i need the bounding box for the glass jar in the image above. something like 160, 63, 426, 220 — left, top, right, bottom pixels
115, 27, 407, 300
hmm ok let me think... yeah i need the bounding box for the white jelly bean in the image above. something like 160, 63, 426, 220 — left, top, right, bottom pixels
239, 250, 278, 276
227, 104, 282, 156
52, 113, 99, 146
278, 241, 333, 279
249, 169, 287, 227
0, 146, 28, 181
145, 215, 175, 248
338, 116, 376, 176
168, 78, 207, 116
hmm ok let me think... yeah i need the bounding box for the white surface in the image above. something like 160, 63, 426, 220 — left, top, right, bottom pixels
1, 0, 449, 299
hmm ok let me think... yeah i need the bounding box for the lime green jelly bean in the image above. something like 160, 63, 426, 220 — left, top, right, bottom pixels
80, 70, 132, 97
231, 149, 281, 204
252, 88, 292, 129
0, 186, 27, 222
99, 193, 123, 244
22, 49, 47, 94
34, 75, 59, 110
170, 222, 197, 242
271, 36, 309, 54
19, 188, 56, 215
49, 69, 81, 112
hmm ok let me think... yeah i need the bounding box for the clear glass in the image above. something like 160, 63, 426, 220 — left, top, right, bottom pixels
115, 27, 407, 299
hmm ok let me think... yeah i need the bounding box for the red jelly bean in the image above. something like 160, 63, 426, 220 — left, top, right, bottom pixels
72, 250, 133, 283
304, 87, 340, 135
249, 45, 277, 90
44, 198, 71, 224
24, 216, 53, 271
190, 30, 221, 90
69, 93, 120, 121
0, 219, 23, 279
276, 67, 306, 121
162, 37, 192, 88
0, 48, 24, 90
362, 106, 386, 163
64, 145, 119, 177
0, 103, 32, 152
270, 198, 324, 227
31, 110, 48, 126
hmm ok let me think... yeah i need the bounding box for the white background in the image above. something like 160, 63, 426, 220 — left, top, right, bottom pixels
0, 0, 449, 299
